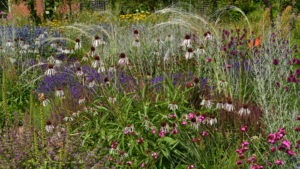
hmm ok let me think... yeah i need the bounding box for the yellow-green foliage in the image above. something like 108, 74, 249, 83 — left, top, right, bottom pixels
278, 6, 295, 37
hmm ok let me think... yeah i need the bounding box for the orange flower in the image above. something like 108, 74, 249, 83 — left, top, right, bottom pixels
254, 37, 260, 47
248, 42, 253, 48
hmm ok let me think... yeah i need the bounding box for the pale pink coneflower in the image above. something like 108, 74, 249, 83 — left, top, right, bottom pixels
124, 124, 134, 134
181, 35, 192, 49
92, 55, 102, 68
88, 78, 96, 88
75, 38, 81, 50
55, 88, 65, 99
238, 104, 251, 116
76, 67, 84, 77
108, 96, 116, 104
118, 53, 129, 66
78, 97, 85, 105
168, 102, 178, 111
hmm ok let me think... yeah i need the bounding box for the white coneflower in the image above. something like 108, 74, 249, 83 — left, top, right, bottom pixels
63, 116, 73, 122
64, 48, 70, 54
124, 124, 134, 134
76, 67, 84, 77
118, 53, 129, 66
35, 37, 40, 46
208, 116, 217, 126
98, 66, 106, 73
218, 80, 228, 87
224, 100, 234, 112
19, 38, 24, 46
154, 50, 160, 56
155, 38, 161, 45
190, 117, 199, 130
109, 66, 116, 72
75, 38, 81, 50
93, 36, 106, 47
109, 147, 120, 155
42, 98, 50, 107
45, 120, 54, 132
50, 42, 57, 48
195, 45, 205, 56
34, 47, 39, 54
216, 101, 223, 109
133, 29, 139, 39
132, 39, 140, 47
238, 104, 251, 116
88, 78, 96, 88
180, 35, 192, 49
119, 151, 128, 160
201, 98, 213, 109
48, 55, 56, 64
165, 34, 174, 42
108, 96, 116, 104
9, 57, 16, 64
38, 33, 45, 39
22, 43, 30, 50
78, 97, 85, 105
45, 64, 56, 76
160, 122, 170, 133
89, 46, 96, 57
55, 58, 62, 67
204, 31, 213, 41
56, 88, 65, 99
185, 48, 194, 60
72, 111, 80, 117
168, 102, 178, 111
163, 49, 170, 62
92, 55, 102, 68
6, 40, 13, 47
82, 55, 88, 61
104, 77, 110, 85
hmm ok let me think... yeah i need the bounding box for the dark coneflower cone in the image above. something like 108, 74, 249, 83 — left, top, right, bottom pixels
133, 30, 139, 34
91, 46, 95, 51
135, 39, 140, 42
172, 123, 176, 128
77, 67, 81, 71
194, 77, 199, 84
161, 121, 166, 127
95, 36, 100, 40
127, 124, 131, 127
242, 104, 248, 109
48, 64, 54, 69
120, 53, 126, 58
191, 117, 196, 123
196, 112, 200, 116
104, 77, 109, 83
188, 48, 193, 53
75, 38, 80, 42
94, 55, 100, 60
204, 31, 211, 36
46, 120, 52, 125
185, 35, 191, 40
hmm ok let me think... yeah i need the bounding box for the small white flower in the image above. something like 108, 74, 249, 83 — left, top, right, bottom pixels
160, 122, 170, 133
108, 96, 116, 104
75, 39, 81, 50
208, 117, 217, 126
46, 121, 54, 132
98, 66, 106, 73
132, 39, 140, 47
201, 99, 213, 109
38, 33, 45, 39
78, 97, 85, 105
42, 99, 50, 107
109, 147, 120, 155
63, 116, 73, 122
109, 66, 116, 72
118, 57, 129, 66
34, 47, 39, 54
168, 103, 178, 111
45, 64, 56, 76
56, 88, 65, 99
6, 40, 13, 47
88, 79, 96, 88
195, 46, 205, 56
165, 34, 174, 42
92, 56, 102, 68
76, 67, 84, 77
216, 102, 223, 109
22, 43, 30, 50
72, 111, 80, 117
48, 55, 56, 64
185, 48, 194, 60
238, 105, 251, 116
204, 31, 213, 41
180, 35, 192, 49
55, 58, 62, 67
9, 57, 16, 64
93, 36, 106, 47
124, 124, 134, 134
82, 55, 88, 61
224, 102, 234, 112
35, 38, 40, 46
50, 42, 57, 48
154, 50, 160, 56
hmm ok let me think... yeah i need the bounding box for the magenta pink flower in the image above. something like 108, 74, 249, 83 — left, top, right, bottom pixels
141, 163, 145, 167
270, 147, 276, 152
152, 152, 158, 159
275, 160, 284, 165
188, 113, 195, 119
109, 156, 113, 161
159, 131, 165, 137
282, 140, 290, 148
287, 149, 296, 156
202, 131, 209, 137
126, 161, 132, 165
297, 115, 300, 120
206, 58, 212, 63
236, 160, 242, 165
181, 121, 188, 125
241, 142, 249, 147
251, 164, 263, 169
171, 129, 178, 134
241, 126, 248, 132
152, 130, 156, 134
236, 149, 243, 154
226, 65, 232, 68
187, 165, 195, 169
170, 114, 176, 118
